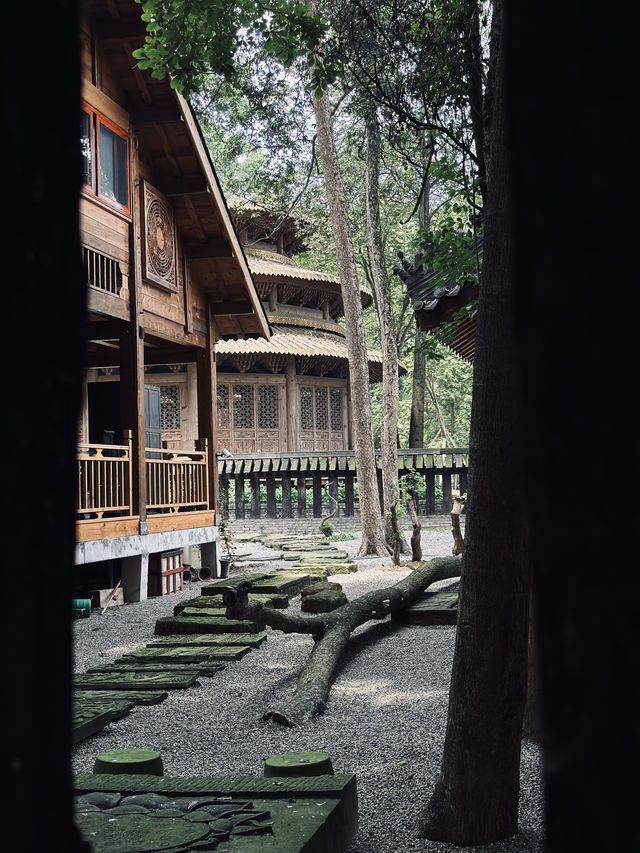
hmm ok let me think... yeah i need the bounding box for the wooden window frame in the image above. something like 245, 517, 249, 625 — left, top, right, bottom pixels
81, 101, 131, 217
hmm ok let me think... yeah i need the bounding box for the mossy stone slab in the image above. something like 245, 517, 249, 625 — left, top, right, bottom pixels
73, 689, 168, 706
121, 646, 252, 663
74, 671, 200, 690
72, 707, 114, 743
154, 615, 259, 635
283, 550, 348, 561
147, 632, 267, 648
392, 589, 459, 625
74, 774, 358, 852
91, 662, 225, 677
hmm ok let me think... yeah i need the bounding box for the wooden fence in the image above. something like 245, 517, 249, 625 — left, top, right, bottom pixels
217, 448, 469, 520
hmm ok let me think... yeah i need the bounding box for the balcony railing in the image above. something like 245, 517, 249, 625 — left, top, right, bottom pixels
76, 438, 209, 519
145, 448, 209, 513
77, 438, 133, 518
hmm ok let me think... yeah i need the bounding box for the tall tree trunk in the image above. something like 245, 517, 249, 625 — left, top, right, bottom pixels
364, 106, 406, 553
311, 88, 388, 555
419, 1, 530, 842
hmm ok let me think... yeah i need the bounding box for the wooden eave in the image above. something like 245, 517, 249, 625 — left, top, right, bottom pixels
85, 0, 270, 342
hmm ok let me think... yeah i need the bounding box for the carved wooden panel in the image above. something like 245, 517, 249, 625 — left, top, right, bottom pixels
143, 181, 177, 290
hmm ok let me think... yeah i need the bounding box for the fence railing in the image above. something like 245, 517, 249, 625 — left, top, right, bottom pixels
77, 437, 133, 518
217, 448, 469, 520
76, 439, 210, 519
145, 447, 209, 513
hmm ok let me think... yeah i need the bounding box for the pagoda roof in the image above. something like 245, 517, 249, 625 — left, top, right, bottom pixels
216, 323, 401, 383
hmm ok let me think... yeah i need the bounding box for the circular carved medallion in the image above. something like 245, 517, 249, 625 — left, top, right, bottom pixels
146, 197, 175, 281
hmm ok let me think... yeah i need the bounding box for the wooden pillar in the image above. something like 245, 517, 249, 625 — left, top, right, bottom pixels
120, 320, 146, 524
234, 474, 245, 519
250, 472, 261, 518
424, 471, 436, 515
312, 472, 323, 518
344, 472, 355, 517
196, 302, 218, 518
328, 471, 339, 517
281, 475, 292, 518
459, 468, 468, 495
285, 357, 297, 451
442, 471, 452, 510
297, 476, 307, 517
218, 473, 229, 520
266, 471, 277, 518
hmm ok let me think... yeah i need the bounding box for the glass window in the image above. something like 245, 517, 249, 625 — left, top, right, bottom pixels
98, 122, 129, 208
80, 110, 93, 188
81, 103, 130, 215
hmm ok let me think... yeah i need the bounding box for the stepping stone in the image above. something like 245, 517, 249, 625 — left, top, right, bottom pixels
73, 689, 168, 706
90, 662, 225, 677
74, 671, 201, 690
392, 589, 459, 626
250, 573, 314, 596
120, 645, 252, 663
72, 705, 114, 743
73, 772, 359, 853
283, 550, 348, 561
147, 632, 267, 649
154, 615, 259, 635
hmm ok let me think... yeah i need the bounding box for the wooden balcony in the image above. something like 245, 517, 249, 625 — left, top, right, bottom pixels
76, 438, 213, 541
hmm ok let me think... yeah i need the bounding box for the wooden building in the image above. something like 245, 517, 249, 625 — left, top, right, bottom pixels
75, 0, 270, 602
215, 200, 391, 454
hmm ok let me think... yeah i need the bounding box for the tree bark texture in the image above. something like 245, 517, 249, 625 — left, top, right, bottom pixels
506, 3, 638, 849
227, 556, 461, 726
419, 1, 531, 842
365, 107, 406, 553
312, 88, 388, 555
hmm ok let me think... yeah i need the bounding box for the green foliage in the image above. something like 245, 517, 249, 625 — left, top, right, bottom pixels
132, 0, 332, 96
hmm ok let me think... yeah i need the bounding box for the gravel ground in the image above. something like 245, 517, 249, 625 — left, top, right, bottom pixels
71, 524, 545, 852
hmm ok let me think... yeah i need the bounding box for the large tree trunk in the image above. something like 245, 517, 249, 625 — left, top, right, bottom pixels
226, 556, 461, 726
507, 2, 637, 849
418, 1, 530, 842
364, 106, 407, 554
312, 87, 388, 556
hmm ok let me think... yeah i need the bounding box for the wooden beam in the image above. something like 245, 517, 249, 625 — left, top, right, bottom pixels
132, 104, 183, 127
87, 319, 126, 342
184, 237, 232, 259
160, 176, 209, 197
94, 18, 148, 43
209, 299, 254, 316
144, 348, 200, 365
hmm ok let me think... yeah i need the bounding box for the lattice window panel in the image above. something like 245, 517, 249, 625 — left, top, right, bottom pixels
315, 387, 328, 430
300, 386, 313, 430
258, 385, 278, 430
160, 385, 180, 430
330, 389, 343, 430
217, 384, 230, 430
233, 385, 254, 429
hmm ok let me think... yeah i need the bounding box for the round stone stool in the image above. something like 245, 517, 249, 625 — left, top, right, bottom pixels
93, 748, 163, 776
263, 751, 333, 777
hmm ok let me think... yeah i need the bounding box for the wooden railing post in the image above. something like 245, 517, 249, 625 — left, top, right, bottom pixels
123, 429, 133, 516
281, 475, 292, 518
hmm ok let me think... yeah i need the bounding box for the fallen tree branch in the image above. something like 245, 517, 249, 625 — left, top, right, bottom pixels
226, 555, 462, 726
